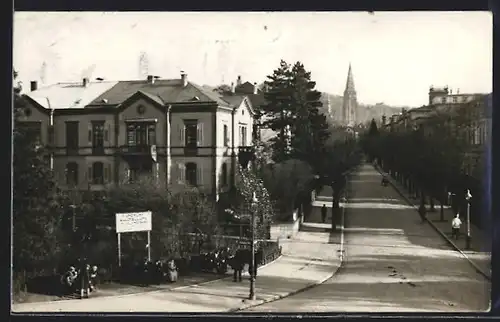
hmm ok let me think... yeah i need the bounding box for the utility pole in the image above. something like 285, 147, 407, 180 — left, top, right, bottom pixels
248, 192, 257, 301
465, 189, 472, 249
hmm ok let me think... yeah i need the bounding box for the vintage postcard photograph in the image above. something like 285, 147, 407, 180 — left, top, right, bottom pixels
12, 11, 492, 313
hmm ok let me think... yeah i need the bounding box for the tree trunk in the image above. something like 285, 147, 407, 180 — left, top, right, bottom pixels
429, 197, 435, 212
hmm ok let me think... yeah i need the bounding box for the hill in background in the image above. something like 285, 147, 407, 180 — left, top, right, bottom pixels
202, 84, 411, 126
319, 93, 411, 125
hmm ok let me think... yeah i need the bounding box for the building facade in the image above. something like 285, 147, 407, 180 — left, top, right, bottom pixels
17, 73, 255, 200
383, 88, 491, 181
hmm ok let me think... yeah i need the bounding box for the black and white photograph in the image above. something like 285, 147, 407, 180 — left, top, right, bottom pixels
12, 11, 492, 313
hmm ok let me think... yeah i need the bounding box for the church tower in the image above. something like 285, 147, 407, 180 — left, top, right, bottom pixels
342, 63, 358, 127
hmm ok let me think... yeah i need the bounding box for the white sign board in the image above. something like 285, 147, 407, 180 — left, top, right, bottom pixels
116, 211, 152, 233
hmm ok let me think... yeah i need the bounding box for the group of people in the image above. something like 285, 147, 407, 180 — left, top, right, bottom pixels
60, 261, 98, 298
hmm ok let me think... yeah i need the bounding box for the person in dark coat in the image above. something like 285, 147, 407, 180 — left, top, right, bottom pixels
321, 204, 327, 223
248, 249, 263, 279
229, 250, 244, 282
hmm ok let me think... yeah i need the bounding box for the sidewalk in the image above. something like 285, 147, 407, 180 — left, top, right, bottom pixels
12, 228, 343, 313
375, 165, 491, 280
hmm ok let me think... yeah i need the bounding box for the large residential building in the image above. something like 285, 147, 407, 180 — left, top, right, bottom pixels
428, 86, 485, 106
17, 73, 256, 200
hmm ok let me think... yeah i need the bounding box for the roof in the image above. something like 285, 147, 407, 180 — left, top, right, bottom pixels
25, 78, 232, 110
90, 79, 230, 107
221, 94, 246, 107
246, 93, 266, 108
26, 81, 119, 109
235, 81, 261, 95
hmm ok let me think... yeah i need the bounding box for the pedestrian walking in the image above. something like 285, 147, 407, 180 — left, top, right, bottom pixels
321, 204, 327, 223
451, 214, 462, 240
418, 204, 427, 223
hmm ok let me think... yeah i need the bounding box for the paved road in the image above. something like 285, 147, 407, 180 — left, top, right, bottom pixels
242, 163, 491, 313
12, 226, 341, 313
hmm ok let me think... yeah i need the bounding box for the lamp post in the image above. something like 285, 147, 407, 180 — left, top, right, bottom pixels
249, 192, 258, 301
465, 189, 472, 249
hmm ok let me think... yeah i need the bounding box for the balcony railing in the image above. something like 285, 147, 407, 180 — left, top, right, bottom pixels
119, 145, 152, 155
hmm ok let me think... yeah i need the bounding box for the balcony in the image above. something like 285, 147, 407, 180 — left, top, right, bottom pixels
118, 145, 153, 155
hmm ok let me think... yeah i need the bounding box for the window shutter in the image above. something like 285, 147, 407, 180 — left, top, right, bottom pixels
178, 163, 185, 183
179, 124, 185, 147
197, 122, 204, 146
125, 168, 130, 183
104, 124, 110, 142
88, 166, 93, 183
104, 164, 109, 182
88, 123, 92, 144
197, 165, 203, 186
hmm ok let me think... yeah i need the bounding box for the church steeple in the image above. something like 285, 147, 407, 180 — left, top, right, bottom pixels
342, 63, 358, 127
345, 63, 356, 93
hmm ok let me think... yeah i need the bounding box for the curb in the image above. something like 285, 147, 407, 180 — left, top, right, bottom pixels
13, 254, 284, 307
373, 165, 491, 281
231, 188, 348, 312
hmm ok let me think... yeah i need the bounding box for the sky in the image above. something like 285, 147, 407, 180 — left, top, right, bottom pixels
13, 11, 492, 107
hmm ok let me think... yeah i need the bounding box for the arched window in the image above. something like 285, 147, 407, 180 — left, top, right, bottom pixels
221, 163, 228, 186
66, 162, 79, 186
185, 162, 197, 186
92, 162, 104, 184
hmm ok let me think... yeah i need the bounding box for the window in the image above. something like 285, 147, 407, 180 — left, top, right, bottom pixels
185, 162, 197, 186
92, 162, 104, 184
126, 122, 156, 146
66, 162, 79, 186
452, 96, 458, 103
441, 97, 447, 104
223, 124, 229, 147
91, 121, 105, 154
65, 121, 79, 155
221, 163, 228, 186
239, 126, 247, 146
184, 120, 198, 147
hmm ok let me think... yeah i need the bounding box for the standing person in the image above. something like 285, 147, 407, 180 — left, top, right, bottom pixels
79, 259, 90, 299
321, 204, 327, 223
451, 214, 462, 240
418, 204, 427, 223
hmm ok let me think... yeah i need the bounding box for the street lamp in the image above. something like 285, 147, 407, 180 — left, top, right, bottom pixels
249, 192, 258, 301
465, 189, 472, 249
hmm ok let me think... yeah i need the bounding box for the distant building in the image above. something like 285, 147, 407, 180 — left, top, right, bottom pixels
342, 63, 358, 127
428, 85, 483, 106
17, 73, 257, 200
383, 88, 491, 182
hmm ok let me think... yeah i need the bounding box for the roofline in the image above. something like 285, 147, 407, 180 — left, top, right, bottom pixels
116, 91, 165, 112
22, 95, 51, 115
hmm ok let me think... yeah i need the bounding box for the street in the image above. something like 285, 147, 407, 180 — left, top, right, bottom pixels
11, 163, 490, 313
242, 163, 490, 312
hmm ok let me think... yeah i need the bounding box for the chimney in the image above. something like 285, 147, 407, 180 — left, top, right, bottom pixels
83, 78, 89, 87
457, 88, 460, 94
237, 75, 242, 86
30, 81, 38, 92
450, 88, 453, 95
147, 75, 154, 84
231, 82, 235, 94
181, 71, 188, 87
253, 82, 258, 94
